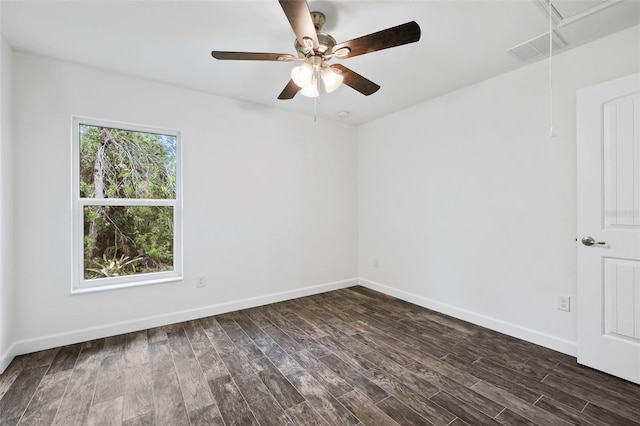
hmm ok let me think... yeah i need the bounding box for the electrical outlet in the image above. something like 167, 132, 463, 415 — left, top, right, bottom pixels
374, 259, 380, 268
557, 295, 570, 312
196, 275, 206, 288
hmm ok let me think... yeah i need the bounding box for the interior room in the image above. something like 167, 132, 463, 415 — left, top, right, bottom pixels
0, 0, 639, 424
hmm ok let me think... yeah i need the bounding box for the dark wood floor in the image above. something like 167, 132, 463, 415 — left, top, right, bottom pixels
1, 286, 639, 425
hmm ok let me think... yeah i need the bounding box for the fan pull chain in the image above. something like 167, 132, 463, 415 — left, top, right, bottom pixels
549, 0, 555, 138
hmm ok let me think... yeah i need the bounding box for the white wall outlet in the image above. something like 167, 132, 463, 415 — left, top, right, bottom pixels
557, 295, 570, 312
196, 275, 206, 288
374, 258, 380, 268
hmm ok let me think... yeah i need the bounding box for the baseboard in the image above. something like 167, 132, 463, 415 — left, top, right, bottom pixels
358, 278, 577, 357
9, 277, 358, 363
4, 276, 577, 375
0, 342, 16, 374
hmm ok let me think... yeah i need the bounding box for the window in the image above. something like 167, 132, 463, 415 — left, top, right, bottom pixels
72, 117, 182, 293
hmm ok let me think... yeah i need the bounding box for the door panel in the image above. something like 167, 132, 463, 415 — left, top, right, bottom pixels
603, 258, 640, 339
603, 94, 640, 228
577, 72, 640, 384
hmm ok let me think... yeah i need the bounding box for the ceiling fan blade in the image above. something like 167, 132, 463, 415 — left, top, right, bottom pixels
332, 21, 421, 59
211, 51, 296, 61
278, 79, 300, 100
332, 64, 380, 96
279, 0, 319, 50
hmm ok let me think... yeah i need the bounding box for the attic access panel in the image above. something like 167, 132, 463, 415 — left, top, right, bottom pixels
552, 0, 610, 20
538, 0, 623, 26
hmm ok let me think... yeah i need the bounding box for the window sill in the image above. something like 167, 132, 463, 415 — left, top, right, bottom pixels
71, 274, 183, 295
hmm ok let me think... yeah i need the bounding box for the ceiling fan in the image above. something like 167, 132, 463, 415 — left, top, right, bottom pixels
211, 0, 421, 100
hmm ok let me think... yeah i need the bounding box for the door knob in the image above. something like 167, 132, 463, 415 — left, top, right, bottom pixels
581, 236, 606, 246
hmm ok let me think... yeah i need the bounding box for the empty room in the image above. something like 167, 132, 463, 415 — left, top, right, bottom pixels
1, 0, 639, 424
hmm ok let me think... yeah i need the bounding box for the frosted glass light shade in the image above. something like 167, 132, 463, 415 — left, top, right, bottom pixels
291, 63, 314, 88
321, 67, 343, 93
300, 76, 319, 97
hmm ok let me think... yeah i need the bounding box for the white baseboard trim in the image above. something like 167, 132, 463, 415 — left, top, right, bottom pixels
0, 342, 17, 374
7, 278, 358, 366
358, 278, 577, 357
3, 276, 577, 375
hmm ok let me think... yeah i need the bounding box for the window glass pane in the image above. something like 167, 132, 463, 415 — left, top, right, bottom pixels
83, 205, 174, 280
79, 124, 176, 199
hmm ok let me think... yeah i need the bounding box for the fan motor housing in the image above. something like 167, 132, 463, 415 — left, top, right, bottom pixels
294, 11, 336, 58
295, 32, 337, 58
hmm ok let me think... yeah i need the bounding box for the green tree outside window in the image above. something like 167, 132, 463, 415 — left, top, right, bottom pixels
78, 124, 178, 281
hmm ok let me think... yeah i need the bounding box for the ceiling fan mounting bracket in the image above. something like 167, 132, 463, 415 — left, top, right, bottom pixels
310, 11, 326, 31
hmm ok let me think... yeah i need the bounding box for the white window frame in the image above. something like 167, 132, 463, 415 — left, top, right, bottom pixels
71, 116, 183, 294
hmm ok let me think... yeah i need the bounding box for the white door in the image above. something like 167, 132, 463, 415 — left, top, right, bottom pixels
577, 72, 640, 384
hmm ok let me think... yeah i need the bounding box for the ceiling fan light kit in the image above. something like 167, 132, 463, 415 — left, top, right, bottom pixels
300, 78, 320, 97
290, 52, 344, 98
291, 61, 314, 87
321, 66, 343, 93
290, 24, 345, 97
210, 0, 421, 100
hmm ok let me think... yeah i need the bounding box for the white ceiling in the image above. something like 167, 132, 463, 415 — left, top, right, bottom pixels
2, 0, 639, 124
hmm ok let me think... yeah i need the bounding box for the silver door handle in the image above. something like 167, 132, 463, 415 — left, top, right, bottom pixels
581, 236, 606, 246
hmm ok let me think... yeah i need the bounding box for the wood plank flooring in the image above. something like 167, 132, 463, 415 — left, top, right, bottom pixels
1, 286, 640, 425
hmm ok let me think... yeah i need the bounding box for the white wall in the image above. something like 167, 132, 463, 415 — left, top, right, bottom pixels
5, 23, 639, 370
358, 26, 640, 355
11, 53, 358, 353
0, 37, 15, 371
